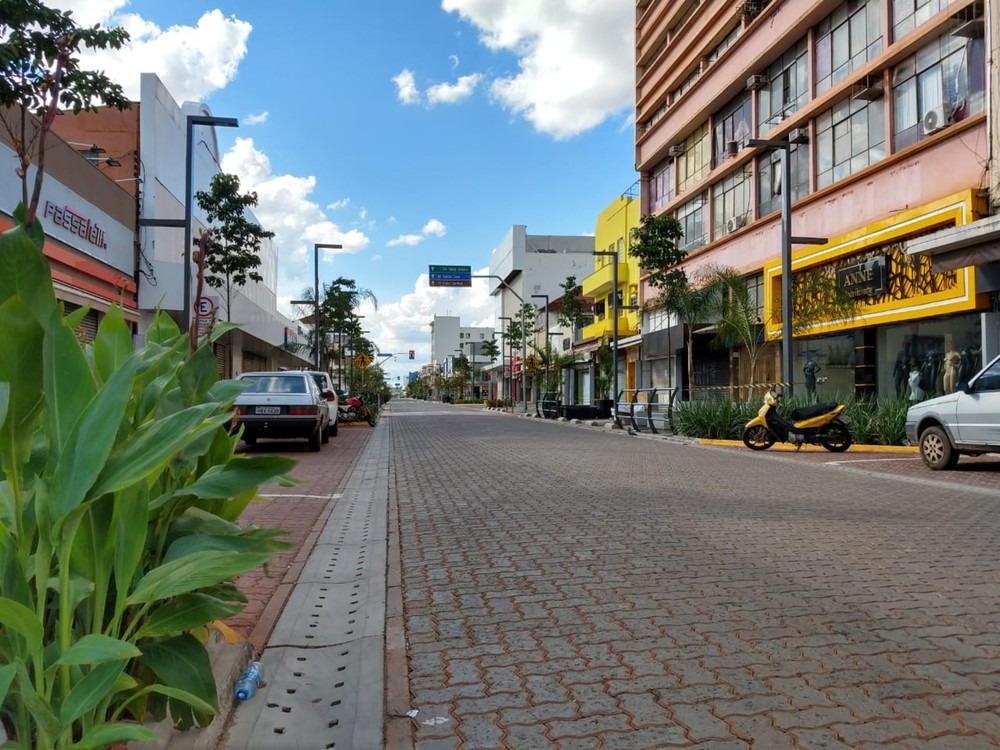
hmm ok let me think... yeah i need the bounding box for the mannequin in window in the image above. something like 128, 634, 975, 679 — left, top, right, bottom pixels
907, 358, 924, 402
941, 347, 959, 393
803, 359, 821, 397
892, 349, 908, 397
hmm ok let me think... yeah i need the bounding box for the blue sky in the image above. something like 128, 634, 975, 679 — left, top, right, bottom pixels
66, 0, 637, 383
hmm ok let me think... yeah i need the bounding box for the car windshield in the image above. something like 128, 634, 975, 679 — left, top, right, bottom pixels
310, 374, 327, 391
241, 376, 307, 394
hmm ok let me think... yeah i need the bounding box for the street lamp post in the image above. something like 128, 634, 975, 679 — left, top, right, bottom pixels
748, 134, 826, 395
474, 275, 528, 414
312, 243, 342, 371
138, 114, 239, 335
498, 316, 512, 411
531, 294, 551, 396
593, 250, 619, 422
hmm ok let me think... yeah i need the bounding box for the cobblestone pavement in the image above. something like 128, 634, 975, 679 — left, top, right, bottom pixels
225, 423, 374, 651
387, 401, 1000, 750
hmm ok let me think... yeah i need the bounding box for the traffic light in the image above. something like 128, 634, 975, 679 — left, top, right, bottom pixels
408, 350, 415, 359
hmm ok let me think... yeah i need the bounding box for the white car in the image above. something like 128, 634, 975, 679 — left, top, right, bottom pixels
904, 353, 1000, 470
304, 370, 339, 438
234, 371, 330, 452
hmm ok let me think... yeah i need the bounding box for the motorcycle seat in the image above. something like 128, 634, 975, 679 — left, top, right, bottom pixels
790, 402, 839, 421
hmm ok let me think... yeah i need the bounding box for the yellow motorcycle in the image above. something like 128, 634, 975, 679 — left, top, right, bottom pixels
742, 389, 852, 452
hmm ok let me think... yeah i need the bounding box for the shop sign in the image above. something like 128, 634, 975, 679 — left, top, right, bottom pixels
43, 200, 107, 250
837, 255, 887, 298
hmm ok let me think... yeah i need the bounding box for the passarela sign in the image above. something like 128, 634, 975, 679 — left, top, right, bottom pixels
43, 200, 108, 250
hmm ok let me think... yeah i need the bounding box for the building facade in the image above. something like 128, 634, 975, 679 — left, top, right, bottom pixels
51, 73, 307, 376
429, 315, 494, 399
636, 0, 995, 401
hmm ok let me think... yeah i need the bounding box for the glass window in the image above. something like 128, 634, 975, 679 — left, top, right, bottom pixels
815, 0, 883, 95
891, 34, 987, 151
648, 156, 676, 213
711, 94, 753, 168
891, 0, 947, 40
878, 314, 981, 400
757, 39, 809, 133
794, 333, 856, 399
711, 167, 751, 239
676, 195, 707, 254
815, 96, 886, 189
757, 142, 808, 217
677, 124, 710, 193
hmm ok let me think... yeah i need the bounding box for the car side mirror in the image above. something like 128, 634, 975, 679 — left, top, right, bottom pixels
958, 382, 971, 394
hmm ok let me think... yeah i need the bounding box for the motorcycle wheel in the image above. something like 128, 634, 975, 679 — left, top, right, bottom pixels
366, 411, 376, 427
742, 425, 775, 450
820, 421, 852, 452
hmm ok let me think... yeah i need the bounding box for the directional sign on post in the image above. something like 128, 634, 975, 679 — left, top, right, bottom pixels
429, 264, 472, 287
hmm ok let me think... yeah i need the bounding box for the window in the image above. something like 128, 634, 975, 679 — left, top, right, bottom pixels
711, 167, 752, 239
815, 96, 886, 189
815, 0, 884, 95
677, 124, 709, 193
672, 69, 701, 102
757, 39, 808, 132
707, 25, 740, 64
711, 94, 752, 168
892, 0, 947, 40
676, 194, 707, 254
757, 142, 809, 217
891, 33, 986, 150
648, 156, 676, 213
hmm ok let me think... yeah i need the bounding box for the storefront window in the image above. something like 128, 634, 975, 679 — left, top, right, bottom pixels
794, 334, 856, 400
878, 314, 981, 401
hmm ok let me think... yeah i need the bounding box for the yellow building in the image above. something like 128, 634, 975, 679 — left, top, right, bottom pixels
581, 195, 642, 394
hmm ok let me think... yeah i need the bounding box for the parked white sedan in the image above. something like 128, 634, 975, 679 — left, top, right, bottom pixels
234, 371, 330, 452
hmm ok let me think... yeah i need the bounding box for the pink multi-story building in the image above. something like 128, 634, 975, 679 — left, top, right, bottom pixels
635, 0, 996, 402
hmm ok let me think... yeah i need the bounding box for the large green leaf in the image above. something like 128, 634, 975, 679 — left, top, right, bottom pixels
0, 662, 14, 705
178, 343, 217, 406
90, 404, 219, 498
0, 381, 9, 430
93, 304, 134, 383
44, 315, 97, 467
145, 310, 181, 345
0, 223, 58, 324
206, 377, 248, 408
0, 597, 43, 653
17, 662, 61, 741
126, 549, 270, 606
114, 483, 149, 601
139, 634, 218, 715
0, 297, 45, 466
134, 594, 243, 639
60, 659, 127, 726
55, 634, 141, 666
163, 532, 288, 565
48, 357, 138, 522
71, 723, 160, 749
183, 455, 297, 499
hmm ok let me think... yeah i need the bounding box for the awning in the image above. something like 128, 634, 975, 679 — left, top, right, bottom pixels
906, 214, 1000, 272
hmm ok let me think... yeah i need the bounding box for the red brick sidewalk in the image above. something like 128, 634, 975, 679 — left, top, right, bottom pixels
224, 424, 374, 651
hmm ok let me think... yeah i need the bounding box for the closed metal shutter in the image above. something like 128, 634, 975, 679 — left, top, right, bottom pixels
241, 351, 268, 373
214, 342, 228, 379
63, 302, 100, 343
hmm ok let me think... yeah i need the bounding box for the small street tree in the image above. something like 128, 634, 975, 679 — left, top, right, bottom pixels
556, 275, 591, 334
628, 213, 687, 307
480, 337, 499, 365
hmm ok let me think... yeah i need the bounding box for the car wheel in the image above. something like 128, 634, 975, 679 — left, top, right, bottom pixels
329, 422, 338, 437
308, 428, 321, 452
919, 426, 959, 470
321, 422, 330, 444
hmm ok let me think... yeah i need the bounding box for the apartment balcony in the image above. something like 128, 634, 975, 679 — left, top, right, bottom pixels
581, 262, 628, 298
582, 312, 639, 341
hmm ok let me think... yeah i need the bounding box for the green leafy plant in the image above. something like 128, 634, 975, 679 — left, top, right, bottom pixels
0, 219, 296, 748
595, 338, 615, 400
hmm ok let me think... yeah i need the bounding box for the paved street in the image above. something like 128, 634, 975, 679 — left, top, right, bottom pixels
385, 400, 1000, 749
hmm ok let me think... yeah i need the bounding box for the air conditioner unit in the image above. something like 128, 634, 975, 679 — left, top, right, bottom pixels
726, 140, 741, 157
726, 215, 746, 233
746, 74, 769, 91
922, 104, 955, 135
788, 127, 810, 144
667, 144, 686, 158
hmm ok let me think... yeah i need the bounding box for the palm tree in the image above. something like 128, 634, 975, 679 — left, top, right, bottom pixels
656, 270, 724, 400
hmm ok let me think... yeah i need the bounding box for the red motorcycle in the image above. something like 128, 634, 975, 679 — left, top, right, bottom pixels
338, 394, 376, 426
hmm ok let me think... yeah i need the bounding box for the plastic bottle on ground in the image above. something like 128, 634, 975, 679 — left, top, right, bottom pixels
234, 660, 264, 703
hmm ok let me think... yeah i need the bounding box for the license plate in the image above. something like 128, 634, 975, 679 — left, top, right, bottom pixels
255, 406, 281, 415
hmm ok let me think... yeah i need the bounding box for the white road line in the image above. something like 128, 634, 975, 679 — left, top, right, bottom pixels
825, 458, 919, 465
260, 493, 344, 499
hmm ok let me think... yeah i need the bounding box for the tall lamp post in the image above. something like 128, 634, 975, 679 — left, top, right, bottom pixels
138, 114, 239, 334
593, 250, 619, 421
312, 243, 342, 371
748, 133, 826, 395
498, 317, 512, 411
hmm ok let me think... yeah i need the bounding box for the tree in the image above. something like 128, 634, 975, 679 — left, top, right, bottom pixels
1, 0, 131, 218
557, 275, 591, 333
194, 172, 274, 373
657, 269, 725, 400
628, 213, 687, 306
293, 277, 377, 376
481, 338, 499, 364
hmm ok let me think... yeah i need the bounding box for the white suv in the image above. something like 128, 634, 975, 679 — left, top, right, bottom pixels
305, 371, 339, 438
905, 353, 1000, 469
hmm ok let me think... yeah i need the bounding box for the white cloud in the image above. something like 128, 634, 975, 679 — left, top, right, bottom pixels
426, 73, 482, 104
77, 9, 252, 103
327, 198, 350, 210
244, 111, 269, 125
422, 219, 447, 237
387, 234, 423, 247
393, 69, 420, 104
441, 0, 633, 139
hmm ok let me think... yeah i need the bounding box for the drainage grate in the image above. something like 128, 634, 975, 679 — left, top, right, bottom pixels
267, 579, 385, 648
299, 541, 388, 585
